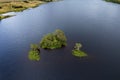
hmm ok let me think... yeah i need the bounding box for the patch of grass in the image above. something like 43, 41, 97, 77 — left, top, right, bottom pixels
72, 43, 87, 57
72, 50, 87, 57
28, 50, 40, 61
0, 1, 45, 14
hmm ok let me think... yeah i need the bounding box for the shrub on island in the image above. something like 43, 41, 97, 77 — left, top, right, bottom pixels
72, 43, 87, 57
40, 29, 67, 49
28, 44, 40, 61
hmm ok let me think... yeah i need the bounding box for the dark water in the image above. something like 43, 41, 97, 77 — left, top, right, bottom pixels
0, 0, 120, 80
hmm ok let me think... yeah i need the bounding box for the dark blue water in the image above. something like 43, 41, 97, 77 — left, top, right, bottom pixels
0, 0, 120, 80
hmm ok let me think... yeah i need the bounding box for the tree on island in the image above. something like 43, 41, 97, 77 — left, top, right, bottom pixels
40, 29, 67, 49
30, 44, 40, 51
72, 43, 87, 57
74, 43, 82, 51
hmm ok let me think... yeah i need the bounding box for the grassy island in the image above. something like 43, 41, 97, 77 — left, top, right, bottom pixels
72, 43, 87, 57
28, 29, 88, 61
105, 0, 120, 4
40, 29, 67, 49
28, 44, 40, 61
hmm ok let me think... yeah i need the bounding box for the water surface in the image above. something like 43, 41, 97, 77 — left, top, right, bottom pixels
0, 0, 120, 80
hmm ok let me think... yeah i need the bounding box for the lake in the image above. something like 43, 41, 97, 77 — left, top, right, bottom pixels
0, 0, 120, 80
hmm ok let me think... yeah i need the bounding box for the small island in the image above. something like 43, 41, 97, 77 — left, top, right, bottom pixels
28, 29, 67, 61
40, 29, 67, 49
72, 43, 87, 57
28, 29, 88, 61
28, 44, 40, 61
105, 0, 120, 4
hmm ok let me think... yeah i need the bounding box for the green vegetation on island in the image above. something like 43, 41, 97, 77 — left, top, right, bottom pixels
28, 29, 88, 61
105, 0, 120, 4
40, 29, 67, 49
28, 44, 40, 61
72, 43, 87, 57
28, 29, 67, 61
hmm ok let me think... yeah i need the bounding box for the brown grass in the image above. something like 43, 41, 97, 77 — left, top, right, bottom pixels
0, 1, 45, 14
